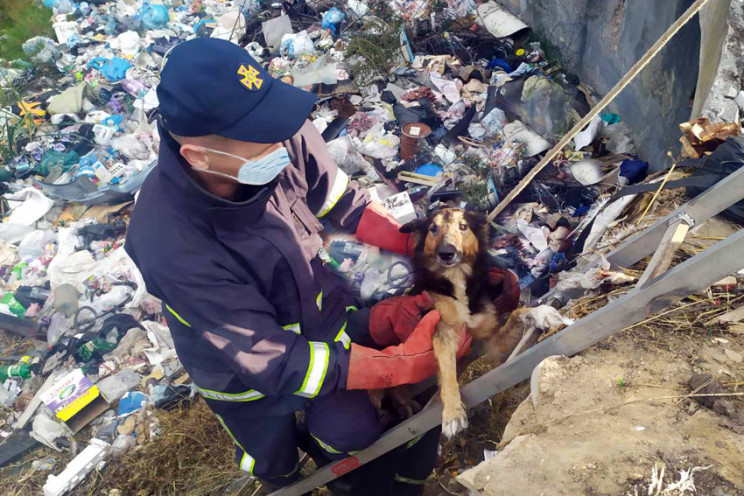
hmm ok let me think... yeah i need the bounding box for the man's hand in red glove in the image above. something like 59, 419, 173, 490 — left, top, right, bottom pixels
355, 203, 415, 256
489, 267, 520, 314
368, 292, 435, 347
346, 310, 472, 390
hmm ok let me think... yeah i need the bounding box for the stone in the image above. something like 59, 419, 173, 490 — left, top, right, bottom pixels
724, 349, 743, 363
116, 417, 135, 436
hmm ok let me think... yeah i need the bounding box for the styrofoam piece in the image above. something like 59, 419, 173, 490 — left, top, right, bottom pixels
43, 439, 109, 496
477, 1, 530, 42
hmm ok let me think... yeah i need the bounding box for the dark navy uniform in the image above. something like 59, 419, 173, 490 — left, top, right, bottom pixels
126, 121, 385, 484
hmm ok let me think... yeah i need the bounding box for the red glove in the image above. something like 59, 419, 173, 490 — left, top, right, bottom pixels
489, 268, 520, 314
369, 292, 434, 347
355, 203, 415, 256
346, 310, 473, 390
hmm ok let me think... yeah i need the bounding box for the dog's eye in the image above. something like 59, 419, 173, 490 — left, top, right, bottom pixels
429, 224, 439, 234
459, 223, 468, 231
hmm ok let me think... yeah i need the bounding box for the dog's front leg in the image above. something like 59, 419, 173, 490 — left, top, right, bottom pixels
433, 323, 468, 438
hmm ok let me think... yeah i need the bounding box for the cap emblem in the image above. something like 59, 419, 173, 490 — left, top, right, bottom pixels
237, 64, 263, 91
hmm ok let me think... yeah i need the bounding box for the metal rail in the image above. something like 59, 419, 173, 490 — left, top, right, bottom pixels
271, 168, 744, 496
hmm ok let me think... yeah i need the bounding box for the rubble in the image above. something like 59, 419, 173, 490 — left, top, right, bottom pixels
1, 0, 743, 494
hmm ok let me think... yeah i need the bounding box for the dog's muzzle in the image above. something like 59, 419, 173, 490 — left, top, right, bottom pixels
437, 242, 462, 267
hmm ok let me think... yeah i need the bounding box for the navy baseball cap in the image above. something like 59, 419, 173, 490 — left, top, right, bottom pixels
157, 38, 316, 143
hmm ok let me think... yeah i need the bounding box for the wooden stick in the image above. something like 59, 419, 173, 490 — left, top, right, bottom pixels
486, 0, 715, 222
637, 157, 678, 225
635, 219, 689, 288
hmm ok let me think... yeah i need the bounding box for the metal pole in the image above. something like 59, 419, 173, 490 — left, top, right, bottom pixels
270, 228, 744, 496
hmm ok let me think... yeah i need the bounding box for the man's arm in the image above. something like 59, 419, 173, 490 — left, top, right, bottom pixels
287, 120, 415, 254
153, 247, 349, 398
288, 120, 370, 230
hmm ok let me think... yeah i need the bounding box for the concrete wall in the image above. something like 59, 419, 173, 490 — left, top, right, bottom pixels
498, 0, 702, 171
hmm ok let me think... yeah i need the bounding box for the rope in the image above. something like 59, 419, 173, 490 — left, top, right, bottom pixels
486, 0, 716, 223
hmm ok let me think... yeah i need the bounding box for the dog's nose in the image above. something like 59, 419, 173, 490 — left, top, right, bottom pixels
438, 243, 456, 262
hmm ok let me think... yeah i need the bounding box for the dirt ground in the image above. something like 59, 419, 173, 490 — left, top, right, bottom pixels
457, 325, 744, 496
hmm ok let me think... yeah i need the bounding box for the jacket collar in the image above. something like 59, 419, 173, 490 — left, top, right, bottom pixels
156, 123, 277, 227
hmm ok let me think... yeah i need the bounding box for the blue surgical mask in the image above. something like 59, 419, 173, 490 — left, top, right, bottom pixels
195, 146, 290, 185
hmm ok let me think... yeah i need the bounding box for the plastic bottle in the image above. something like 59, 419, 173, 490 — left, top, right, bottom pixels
47, 312, 70, 347
0, 363, 32, 382
75, 338, 117, 363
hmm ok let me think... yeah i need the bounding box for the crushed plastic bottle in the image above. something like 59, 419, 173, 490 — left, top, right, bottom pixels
0, 363, 32, 382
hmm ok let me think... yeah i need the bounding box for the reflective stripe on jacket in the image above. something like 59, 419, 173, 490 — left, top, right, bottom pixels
125, 120, 369, 417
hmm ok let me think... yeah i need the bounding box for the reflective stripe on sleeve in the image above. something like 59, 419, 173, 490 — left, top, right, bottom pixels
345, 305, 358, 312
196, 386, 265, 402
316, 291, 323, 311
310, 433, 342, 454
317, 169, 350, 218
394, 474, 427, 485
282, 323, 301, 334
295, 341, 330, 398
165, 304, 191, 327
240, 451, 256, 474
334, 321, 351, 350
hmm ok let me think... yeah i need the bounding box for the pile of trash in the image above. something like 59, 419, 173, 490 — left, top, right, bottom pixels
2, 0, 741, 494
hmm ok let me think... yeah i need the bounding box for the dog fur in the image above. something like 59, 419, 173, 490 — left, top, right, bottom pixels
401, 208, 530, 438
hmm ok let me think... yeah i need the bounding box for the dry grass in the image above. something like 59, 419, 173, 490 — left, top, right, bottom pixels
78, 398, 251, 496
0, 399, 252, 496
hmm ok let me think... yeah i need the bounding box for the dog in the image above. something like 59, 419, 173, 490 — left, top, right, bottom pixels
400, 207, 535, 438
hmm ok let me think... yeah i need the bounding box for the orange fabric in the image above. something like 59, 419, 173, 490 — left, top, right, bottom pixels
346, 311, 472, 390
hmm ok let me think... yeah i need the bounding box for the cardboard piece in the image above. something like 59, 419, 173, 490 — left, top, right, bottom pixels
80, 201, 132, 223
40, 369, 109, 433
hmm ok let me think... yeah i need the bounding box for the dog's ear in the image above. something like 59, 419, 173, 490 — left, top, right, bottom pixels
464, 210, 487, 230
400, 217, 429, 234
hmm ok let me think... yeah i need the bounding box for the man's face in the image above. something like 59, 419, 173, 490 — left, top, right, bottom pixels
178, 134, 283, 181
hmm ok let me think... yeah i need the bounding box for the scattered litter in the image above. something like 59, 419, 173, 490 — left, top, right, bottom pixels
1, 0, 742, 493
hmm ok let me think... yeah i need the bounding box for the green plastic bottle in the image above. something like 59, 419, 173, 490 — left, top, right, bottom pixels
75, 338, 117, 363
0, 363, 32, 382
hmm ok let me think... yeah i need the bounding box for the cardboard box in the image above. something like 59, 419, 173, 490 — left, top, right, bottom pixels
40, 369, 109, 433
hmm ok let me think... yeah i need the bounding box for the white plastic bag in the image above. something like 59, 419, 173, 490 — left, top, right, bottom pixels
18, 230, 56, 259
280, 31, 315, 59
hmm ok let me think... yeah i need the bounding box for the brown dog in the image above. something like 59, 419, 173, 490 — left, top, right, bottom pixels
401, 208, 531, 438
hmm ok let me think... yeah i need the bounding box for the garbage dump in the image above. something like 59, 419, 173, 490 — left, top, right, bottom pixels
0, 0, 743, 494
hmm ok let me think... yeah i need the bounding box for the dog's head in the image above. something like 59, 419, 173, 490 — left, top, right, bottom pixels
401, 208, 487, 271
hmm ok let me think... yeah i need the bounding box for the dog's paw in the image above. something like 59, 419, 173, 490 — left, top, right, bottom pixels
442, 403, 468, 438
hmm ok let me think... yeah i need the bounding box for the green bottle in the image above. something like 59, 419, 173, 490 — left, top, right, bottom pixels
0, 363, 32, 382
75, 338, 117, 363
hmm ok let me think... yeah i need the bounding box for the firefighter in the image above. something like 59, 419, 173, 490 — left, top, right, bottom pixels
125, 38, 472, 495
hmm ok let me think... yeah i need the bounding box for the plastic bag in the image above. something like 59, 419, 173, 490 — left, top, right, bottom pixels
481, 107, 507, 134
237, 0, 263, 16
262, 15, 293, 50
30, 413, 70, 451
22, 37, 60, 65
87, 57, 133, 82
358, 131, 400, 160
112, 134, 150, 160
280, 31, 315, 59
112, 31, 142, 57
97, 368, 142, 403
139, 3, 170, 30
291, 55, 337, 86
55, 0, 76, 14
321, 7, 345, 36
347, 0, 370, 18
18, 230, 56, 259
